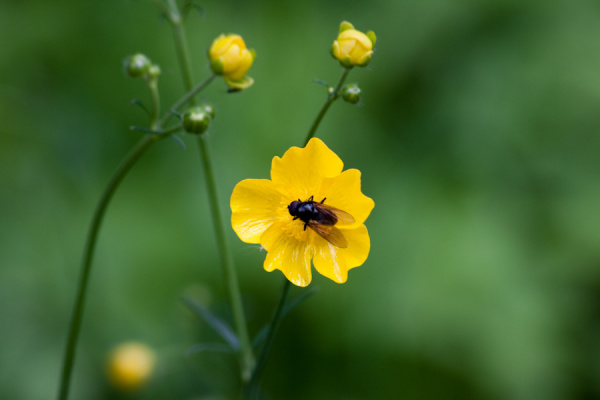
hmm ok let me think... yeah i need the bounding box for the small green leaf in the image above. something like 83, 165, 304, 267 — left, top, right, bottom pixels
181, 297, 240, 350
253, 287, 319, 349
130, 99, 150, 116
187, 342, 236, 356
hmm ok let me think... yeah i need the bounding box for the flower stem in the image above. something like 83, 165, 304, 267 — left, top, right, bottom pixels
164, 0, 254, 381
304, 67, 351, 146
57, 134, 161, 400
245, 67, 354, 398
246, 278, 292, 399
148, 80, 160, 130
197, 135, 255, 381
166, 0, 195, 96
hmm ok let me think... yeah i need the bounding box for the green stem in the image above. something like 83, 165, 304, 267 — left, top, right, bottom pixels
57, 134, 161, 400
304, 68, 351, 146
197, 135, 255, 381
164, 0, 253, 381
244, 67, 354, 398
246, 278, 292, 399
166, 0, 195, 96
148, 80, 160, 130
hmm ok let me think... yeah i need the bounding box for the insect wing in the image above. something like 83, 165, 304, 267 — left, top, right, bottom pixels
308, 222, 348, 248
315, 203, 355, 226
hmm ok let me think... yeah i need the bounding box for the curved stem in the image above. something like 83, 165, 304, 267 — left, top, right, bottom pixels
197, 135, 255, 381
246, 278, 292, 399
57, 134, 161, 400
304, 68, 351, 146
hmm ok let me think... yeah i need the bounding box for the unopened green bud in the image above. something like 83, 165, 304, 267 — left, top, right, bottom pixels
198, 103, 216, 120
182, 107, 212, 134
342, 83, 361, 104
124, 54, 152, 78
146, 64, 161, 79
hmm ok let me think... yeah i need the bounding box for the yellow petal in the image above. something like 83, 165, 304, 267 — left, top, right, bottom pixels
316, 169, 374, 228
231, 179, 283, 244
313, 224, 371, 283
210, 34, 245, 58
271, 138, 343, 200
338, 29, 373, 51
221, 44, 243, 74
261, 221, 314, 287
227, 48, 254, 80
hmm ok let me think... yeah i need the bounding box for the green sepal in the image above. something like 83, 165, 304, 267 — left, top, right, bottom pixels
366, 30, 377, 47
210, 58, 224, 75
339, 21, 354, 33
225, 75, 254, 90
181, 297, 240, 350
339, 56, 354, 69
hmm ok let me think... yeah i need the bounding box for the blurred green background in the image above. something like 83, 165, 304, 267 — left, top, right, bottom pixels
2, 0, 600, 399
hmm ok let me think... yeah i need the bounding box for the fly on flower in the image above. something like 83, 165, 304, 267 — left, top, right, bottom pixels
230, 138, 374, 287
288, 196, 354, 248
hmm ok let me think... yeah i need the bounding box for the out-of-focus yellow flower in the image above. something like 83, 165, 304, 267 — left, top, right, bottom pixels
209, 34, 255, 90
231, 138, 374, 287
107, 342, 156, 391
331, 21, 376, 68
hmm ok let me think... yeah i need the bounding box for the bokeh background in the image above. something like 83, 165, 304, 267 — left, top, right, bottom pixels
2, 0, 600, 399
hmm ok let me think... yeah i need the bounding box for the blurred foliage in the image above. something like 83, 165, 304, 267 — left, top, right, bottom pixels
2, 0, 600, 399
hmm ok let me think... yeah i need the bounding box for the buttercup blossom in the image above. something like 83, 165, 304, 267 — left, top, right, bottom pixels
331, 21, 376, 68
107, 342, 156, 391
231, 138, 374, 287
209, 34, 255, 90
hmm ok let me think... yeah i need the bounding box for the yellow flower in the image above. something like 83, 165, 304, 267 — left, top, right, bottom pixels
209, 34, 255, 90
107, 342, 156, 391
231, 138, 374, 287
331, 21, 376, 68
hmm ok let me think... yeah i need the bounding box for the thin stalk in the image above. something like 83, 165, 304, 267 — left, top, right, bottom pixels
304, 67, 351, 145
148, 80, 160, 130
164, 0, 254, 381
166, 0, 195, 96
197, 135, 255, 380
57, 134, 161, 400
245, 67, 354, 398
246, 278, 292, 399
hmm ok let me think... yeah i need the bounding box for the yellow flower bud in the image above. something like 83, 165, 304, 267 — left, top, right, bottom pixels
331, 21, 376, 68
209, 34, 255, 90
107, 342, 156, 392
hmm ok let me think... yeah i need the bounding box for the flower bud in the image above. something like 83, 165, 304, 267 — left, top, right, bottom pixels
182, 106, 213, 134
198, 103, 216, 120
124, 54, 153, 78
146, 64, 161, 80
331, 21, 376, 68
107, 342, 156, 392
209, 34, 255, 90
342, 83, 361, 104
